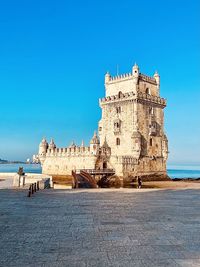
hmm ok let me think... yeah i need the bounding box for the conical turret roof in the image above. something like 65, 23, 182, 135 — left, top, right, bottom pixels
49, 138, 56, 149
40, 138, 48, 146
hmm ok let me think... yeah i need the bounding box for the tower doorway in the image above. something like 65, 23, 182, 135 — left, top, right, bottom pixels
103, 162, 107, 169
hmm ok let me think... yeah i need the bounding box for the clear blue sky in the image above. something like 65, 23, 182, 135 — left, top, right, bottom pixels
0, 0, 199, 165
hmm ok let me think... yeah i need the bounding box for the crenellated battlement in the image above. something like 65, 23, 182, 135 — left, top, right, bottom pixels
139, 73, 157, 84
46, 146, 92, 157
106, 71, 157, 85
108, 72, 132, 83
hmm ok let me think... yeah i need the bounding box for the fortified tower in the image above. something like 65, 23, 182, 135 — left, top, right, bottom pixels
98, 63, 168, 177
37, 62, 168, 182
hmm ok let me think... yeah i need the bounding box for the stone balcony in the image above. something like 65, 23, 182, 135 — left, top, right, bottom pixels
99, 91, 136, 105
99, 91, 166, 108
137, 92, 166, 107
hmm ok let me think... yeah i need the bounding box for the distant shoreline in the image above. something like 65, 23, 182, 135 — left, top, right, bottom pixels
0, 157, 28, 164
0, 162, 26, 164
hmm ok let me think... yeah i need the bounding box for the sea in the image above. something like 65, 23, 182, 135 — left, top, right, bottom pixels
0, 163, 200, 179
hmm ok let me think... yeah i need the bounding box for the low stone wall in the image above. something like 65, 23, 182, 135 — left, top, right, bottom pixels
0, 173, 53, 188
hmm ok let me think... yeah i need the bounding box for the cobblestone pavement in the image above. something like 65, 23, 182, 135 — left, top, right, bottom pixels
1, 188, 200, 267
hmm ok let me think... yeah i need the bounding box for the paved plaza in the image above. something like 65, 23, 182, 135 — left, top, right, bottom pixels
0, 188, 200, 267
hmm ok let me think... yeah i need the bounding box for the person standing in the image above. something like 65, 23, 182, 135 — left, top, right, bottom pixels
137, 177, 142, 189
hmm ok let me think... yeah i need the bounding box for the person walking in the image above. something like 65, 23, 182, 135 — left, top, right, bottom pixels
137, 177, 142, 189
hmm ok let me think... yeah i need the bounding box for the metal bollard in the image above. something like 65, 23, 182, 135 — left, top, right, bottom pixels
27, 185, 31, 197
31, 184, 34, 194
37, 181, 39, 191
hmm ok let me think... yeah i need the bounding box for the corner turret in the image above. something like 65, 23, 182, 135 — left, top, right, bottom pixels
105, 71, 111, 84
132, 63, 139, 86
132, 63, 139, 76
38, 138, 48, 164
154, 71, 160, 94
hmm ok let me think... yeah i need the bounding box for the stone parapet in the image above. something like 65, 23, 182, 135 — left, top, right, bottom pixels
46, 146, 91, 157
139, 73, 157, 85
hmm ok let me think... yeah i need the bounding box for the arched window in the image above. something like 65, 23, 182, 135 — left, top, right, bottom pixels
116, 138, 120, 146
146, 88, 151, 95
118, 91, 123, 98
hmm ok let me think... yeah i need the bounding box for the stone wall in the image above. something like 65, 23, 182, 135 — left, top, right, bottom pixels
42, 154, 97, 175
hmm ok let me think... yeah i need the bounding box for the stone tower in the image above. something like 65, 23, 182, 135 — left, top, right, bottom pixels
98, 63, 168, 177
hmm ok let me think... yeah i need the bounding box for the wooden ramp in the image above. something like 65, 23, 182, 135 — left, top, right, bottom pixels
72, 170, 97, 188
72, 169, 115, 188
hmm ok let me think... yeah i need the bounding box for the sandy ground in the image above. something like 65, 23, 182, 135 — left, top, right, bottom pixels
144, 180, 200, 189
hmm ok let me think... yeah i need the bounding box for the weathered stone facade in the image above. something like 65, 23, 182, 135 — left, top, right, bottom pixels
38, 63, 168, 178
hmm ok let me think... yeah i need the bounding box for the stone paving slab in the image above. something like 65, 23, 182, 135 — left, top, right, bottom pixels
0, 188, 200, 266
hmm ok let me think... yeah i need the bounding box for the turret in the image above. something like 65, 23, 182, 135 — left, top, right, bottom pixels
101, 137, 111, 157
105, 71, 111, 84
38, 138, 48, 164
132, 62, 139, 76
132, 63, 139, 88
49, 139, 56, 150
90, 131, 100, 155
154, 71, 160, 95
39, 138, 48, 156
